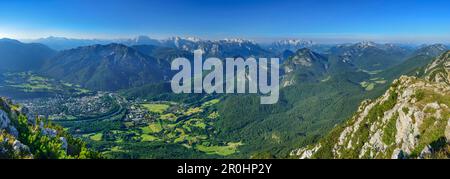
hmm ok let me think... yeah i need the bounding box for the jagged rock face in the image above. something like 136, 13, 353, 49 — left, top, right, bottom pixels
0, 110, 10, 129
1, 98, 30, 158
328, 42, 412, 71
1, 108, 19, 139
292, 51, 450, 159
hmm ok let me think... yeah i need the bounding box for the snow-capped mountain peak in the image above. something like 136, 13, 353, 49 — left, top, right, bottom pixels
221, 38, 255, 44
274, 39, 314, 46
268, 39, 315, 52
356, 41, 377, 48
185, 37, 202, 42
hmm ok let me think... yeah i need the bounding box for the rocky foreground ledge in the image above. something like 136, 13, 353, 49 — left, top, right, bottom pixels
0, 97, 100, 159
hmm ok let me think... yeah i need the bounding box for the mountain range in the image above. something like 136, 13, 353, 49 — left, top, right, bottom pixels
2, 36, 450, 159
32, 36, 272, 58
2, 37, 448, 97
6, 37, 440, 92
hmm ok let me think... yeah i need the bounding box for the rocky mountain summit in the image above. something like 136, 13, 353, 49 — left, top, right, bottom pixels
292, 51, 450, 159
0, 97, 100, 159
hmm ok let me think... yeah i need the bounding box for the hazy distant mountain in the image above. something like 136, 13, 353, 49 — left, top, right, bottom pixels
33, 36, 113, 50
34, 36, 165, 50
40, 43, 169, 91
412, 44, 448, 57
328, 41, 413, 71
120, 36, 161, 46
0, 38, 56, 72
158, 36, 201, 50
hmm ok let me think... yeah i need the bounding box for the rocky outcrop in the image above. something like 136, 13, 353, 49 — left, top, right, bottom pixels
445, 120, 450, 143
0, 97, 99, 159
1, 107, 19, 139
0, 109, 10, 130
292, 144, 321, 159
60, 137, 68, 152
12, 140, 30, 154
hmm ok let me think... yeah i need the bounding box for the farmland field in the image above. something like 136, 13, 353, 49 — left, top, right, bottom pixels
142, 103, 170, 114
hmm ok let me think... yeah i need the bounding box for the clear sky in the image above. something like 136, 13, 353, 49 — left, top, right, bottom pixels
0, 0, 449, 43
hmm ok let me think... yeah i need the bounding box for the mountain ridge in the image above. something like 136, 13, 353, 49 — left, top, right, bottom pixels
0, 38, 56, 72
40, 43, 169, 91
292, 51, 450, 159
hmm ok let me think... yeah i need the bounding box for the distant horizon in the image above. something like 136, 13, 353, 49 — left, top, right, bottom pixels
3, 35, 449, 46
1, 0, 450, 44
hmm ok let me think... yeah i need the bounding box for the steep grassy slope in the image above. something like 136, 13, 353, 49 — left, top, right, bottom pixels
0, 39, 56, 72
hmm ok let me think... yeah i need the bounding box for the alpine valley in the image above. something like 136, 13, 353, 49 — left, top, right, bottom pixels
1, 36, 449, 159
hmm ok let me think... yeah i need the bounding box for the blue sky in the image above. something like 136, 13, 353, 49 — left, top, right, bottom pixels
0, 0, 449, 43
